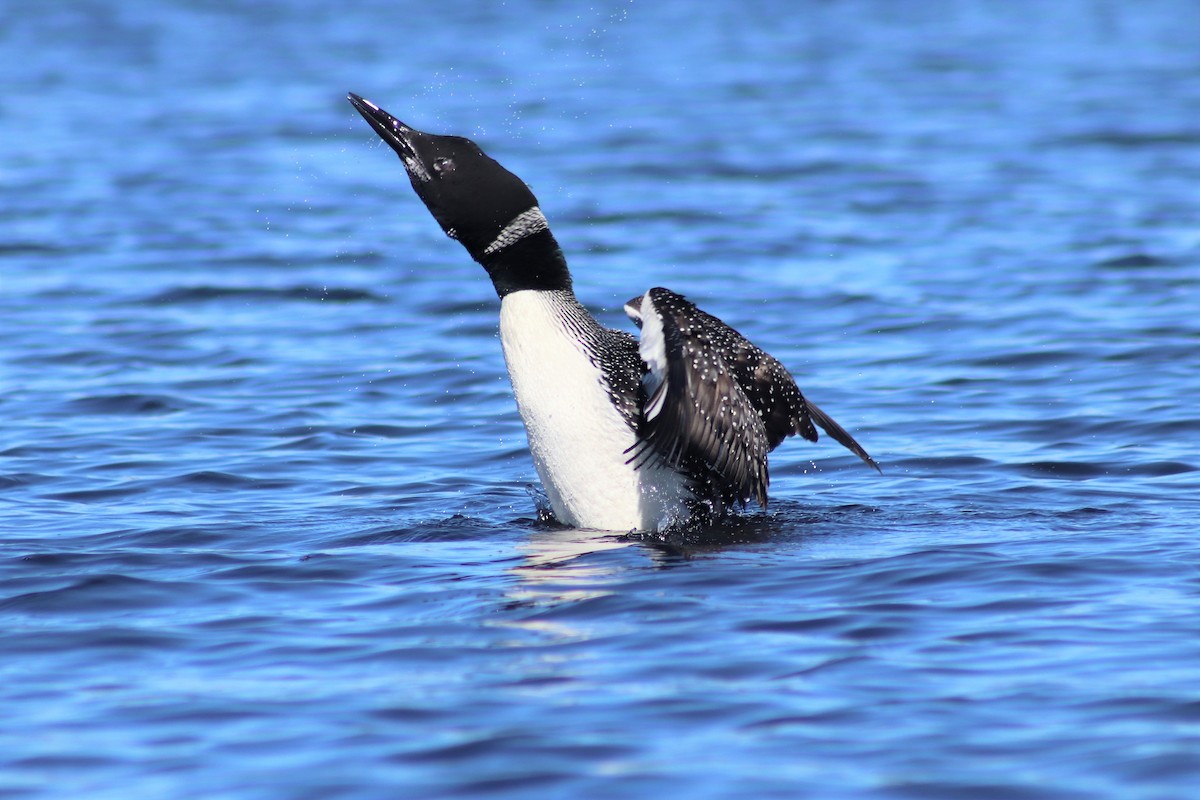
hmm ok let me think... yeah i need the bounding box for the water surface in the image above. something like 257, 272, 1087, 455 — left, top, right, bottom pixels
2, 1, 1199, 798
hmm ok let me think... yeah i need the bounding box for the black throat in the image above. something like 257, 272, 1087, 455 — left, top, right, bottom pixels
474, 228, 573, 298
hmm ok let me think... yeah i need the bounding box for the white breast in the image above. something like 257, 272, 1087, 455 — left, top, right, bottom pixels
498, 290, 693, 531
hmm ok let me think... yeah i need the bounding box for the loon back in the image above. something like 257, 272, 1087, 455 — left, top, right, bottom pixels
347, 92, 879, 531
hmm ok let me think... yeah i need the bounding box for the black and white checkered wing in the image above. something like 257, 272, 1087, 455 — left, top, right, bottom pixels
624, 288, 771, 507
623, 288, 880, 509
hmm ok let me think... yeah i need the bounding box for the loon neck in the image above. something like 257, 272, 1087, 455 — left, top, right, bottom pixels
476, 229, 573, 298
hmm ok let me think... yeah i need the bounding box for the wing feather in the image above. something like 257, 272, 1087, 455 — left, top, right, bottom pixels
626, 289, 770, 507
623, 288, 881, 502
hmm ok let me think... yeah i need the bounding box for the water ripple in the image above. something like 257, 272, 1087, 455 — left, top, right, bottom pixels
2, 2, 1199, 799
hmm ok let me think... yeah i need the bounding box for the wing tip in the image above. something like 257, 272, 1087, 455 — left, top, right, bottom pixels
623, 293, 645, 324
806, 400, 882, 474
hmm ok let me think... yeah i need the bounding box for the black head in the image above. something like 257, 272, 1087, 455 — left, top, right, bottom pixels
348, 93, 571, 296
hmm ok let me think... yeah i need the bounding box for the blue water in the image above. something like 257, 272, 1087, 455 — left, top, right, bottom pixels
3, 1, 1200, 797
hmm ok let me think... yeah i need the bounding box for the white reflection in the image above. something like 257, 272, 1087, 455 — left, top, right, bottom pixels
494, 528, 637, 642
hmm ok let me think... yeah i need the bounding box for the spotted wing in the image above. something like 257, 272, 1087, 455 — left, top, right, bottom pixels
624, 288, 772, 507
624, 288, 880, 506
716, 324, 880, 472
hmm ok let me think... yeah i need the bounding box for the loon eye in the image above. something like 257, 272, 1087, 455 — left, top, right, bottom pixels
432, 156, 455, 174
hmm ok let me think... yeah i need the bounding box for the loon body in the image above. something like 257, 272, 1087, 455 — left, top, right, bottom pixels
348, 93, 879, 531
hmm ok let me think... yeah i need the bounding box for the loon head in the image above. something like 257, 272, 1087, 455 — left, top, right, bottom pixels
348, 93, 569, 295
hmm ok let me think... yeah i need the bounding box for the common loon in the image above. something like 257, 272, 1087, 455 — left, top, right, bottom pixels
347, 92, 879, 532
